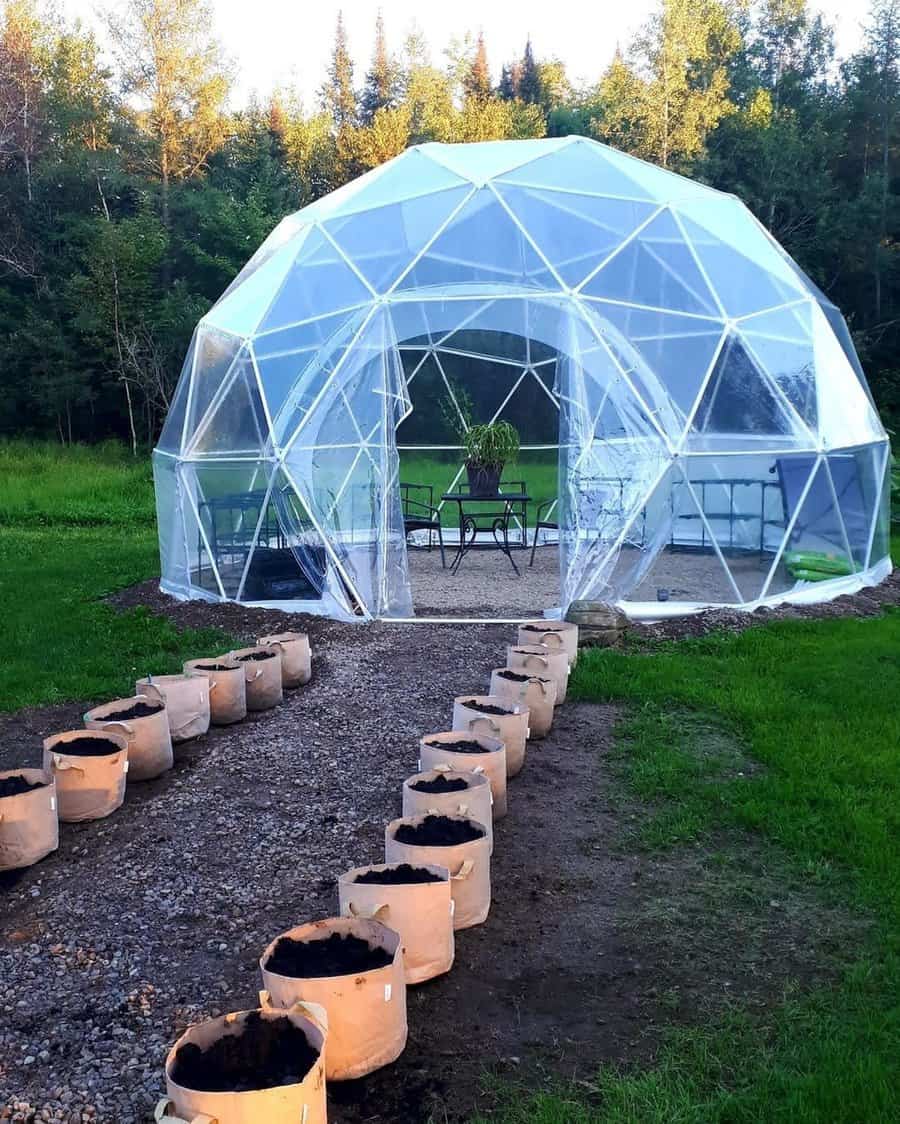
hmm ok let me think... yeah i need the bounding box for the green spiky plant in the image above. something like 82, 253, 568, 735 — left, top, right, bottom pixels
463, 420, 520, 495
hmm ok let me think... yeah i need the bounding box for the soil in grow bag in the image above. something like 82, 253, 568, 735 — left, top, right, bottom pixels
266, 932, 393, 978
520, 624, 563, 634
53, 735, 126, 756
193, 663, 234, 672
236, 651, 277, 663
102, 701, 164, 721
410, 775, 470, 794
423, 738, 492, 754
497, 669, 534, 683
394, 815, 485, 846
0, 774, 48, 798
170, 1011, 319, 1093
353, 864, 444, 885
459, 700, 513, 716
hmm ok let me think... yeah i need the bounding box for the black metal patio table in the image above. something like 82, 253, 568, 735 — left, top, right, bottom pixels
441, 483, 530, 576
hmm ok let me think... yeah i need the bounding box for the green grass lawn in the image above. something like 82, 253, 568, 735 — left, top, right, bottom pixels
480, 596, 900, 1123
0, 440, 234, 711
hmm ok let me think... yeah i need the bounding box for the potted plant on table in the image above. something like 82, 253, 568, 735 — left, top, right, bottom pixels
463, 420, 520, 497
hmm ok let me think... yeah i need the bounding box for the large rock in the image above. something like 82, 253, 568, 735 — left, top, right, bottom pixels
566, 601, 628, 632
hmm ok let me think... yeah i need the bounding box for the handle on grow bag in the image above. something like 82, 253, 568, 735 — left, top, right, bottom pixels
347, 901, 390, 922
467, 717, 501, 736
100, 720, 133, 738
452, 859, 475, 881
50, 754, 84, 775
536, 630, 564, 650
141, 683, 166, 704
521, 653, 549, 671
154, 1099, 216, 1124
258, 991, 329, 1036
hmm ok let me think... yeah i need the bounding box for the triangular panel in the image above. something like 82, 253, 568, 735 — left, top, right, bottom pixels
738, 303, 819, 433
494, 183, 659, 287
394, 187, 560, 292
257, 226, 373, 335
183, 327, 244, 447
686, 335, 816, 453
324, 185, 471, 293
189, 348, 269, 455
580, 208, 720, 316
827, 444, 888, 572
496, 139, 656, 200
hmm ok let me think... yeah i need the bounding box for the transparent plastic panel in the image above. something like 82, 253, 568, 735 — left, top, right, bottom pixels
826, 444, 888, 572
310, 147, 470, 220
579, 208, 719, 316
156, 336, 195, 454
496, 138, 657, 200
183, 327, 244, 447
419, 138, 570, 184
256, 226, 373, 335
493, 365, 560, 444
188, 348, 270, 456
204, 235, 303, 337
674, 195, 807, 318
598, 145, 716, 204
252, 309, 363, 432
611, 462, 744, 605
738, 303, 818, 433
186, 460, 273, 599
394, 187, 560, 292
670, 454, 789, 602
809, 302, 886, 448
817, 300, 878, 406
870, 447, 892, 566
493, 183, 658, 287
324, 185, 470, 293
758, 454, 865, 598
585, 300, 724, 437
397, 352, 463, 446
153, 452, 190, 591
215, 213, 306, 305
685, 334, 817, 454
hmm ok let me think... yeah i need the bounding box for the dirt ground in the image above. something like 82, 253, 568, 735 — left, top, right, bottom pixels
0, 580, 890, 1123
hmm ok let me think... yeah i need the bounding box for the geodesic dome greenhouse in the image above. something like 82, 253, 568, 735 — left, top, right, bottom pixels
153, 136, 892, 621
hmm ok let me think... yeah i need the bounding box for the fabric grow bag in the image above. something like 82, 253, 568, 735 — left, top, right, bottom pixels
0, 768, 58, 872
418, 731, 507, 819
134, 675, 211, 743
489, 667, 557, 738
258, 631, 312, 688
183, 658, 247, 725
85, 694, 174, 780
451, 695, 529, 778
402, 767, 494, 850
43, 730, 128, 822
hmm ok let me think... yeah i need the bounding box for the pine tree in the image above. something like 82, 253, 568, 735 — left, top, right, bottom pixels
464, 30, 491, 100
321, 10, 357, 128
360, 9, 398, 124
518, 36, 543, 104
498, 60, 521, 100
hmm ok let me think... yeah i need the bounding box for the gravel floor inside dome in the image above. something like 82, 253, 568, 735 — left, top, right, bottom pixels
1, 571, 898, 1123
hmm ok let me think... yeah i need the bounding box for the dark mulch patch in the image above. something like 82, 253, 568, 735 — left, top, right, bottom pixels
457, 699, 513, 716
170, 1011, 319, 1093
0, 775, 47, 798
265, 932, 392, 978
410, 774, 470, 793
394, 814, 485, 846
353, 864, 445, 885
50, 735, 124, 757
102, 701, 163, 721
235, 651, 277, 663
423, 738, 494, 754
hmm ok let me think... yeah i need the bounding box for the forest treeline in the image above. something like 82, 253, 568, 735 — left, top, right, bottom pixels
1, 0, 899, 447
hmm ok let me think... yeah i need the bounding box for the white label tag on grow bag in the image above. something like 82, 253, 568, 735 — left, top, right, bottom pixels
450, 899, 456, 916
417, 758, 421, 772
384, 984, 392, 1002
301, 1107, 309, 1124
123, 761, 129, 773
527, 727, 531, 738
50, 796, 56, 811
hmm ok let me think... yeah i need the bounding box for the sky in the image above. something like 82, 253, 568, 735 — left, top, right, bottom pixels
60, 0, 874, 109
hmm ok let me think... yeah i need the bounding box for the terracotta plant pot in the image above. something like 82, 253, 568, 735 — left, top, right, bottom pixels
402, 768, 494, 850
338, 861, 454, 985
84, 694, 174, 781
134, 675, 210, 743
489, 667, 557, 738
0, 768, 58, 872
159, 997, 327, 1124
418, 731, 507, 819
183, 658, 247, 726
385, 813, 491, 930
260, 916, 407, 1081
230, 645, 283, 711
518, 620, 579, 666
451, 694, 529, 778
43, 730, 128, 822
507, 643, 569, 704
258, 632, 312, 689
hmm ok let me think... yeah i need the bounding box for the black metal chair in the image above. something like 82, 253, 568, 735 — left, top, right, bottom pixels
400, 482, 446, 567
529, 499, 558, 566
